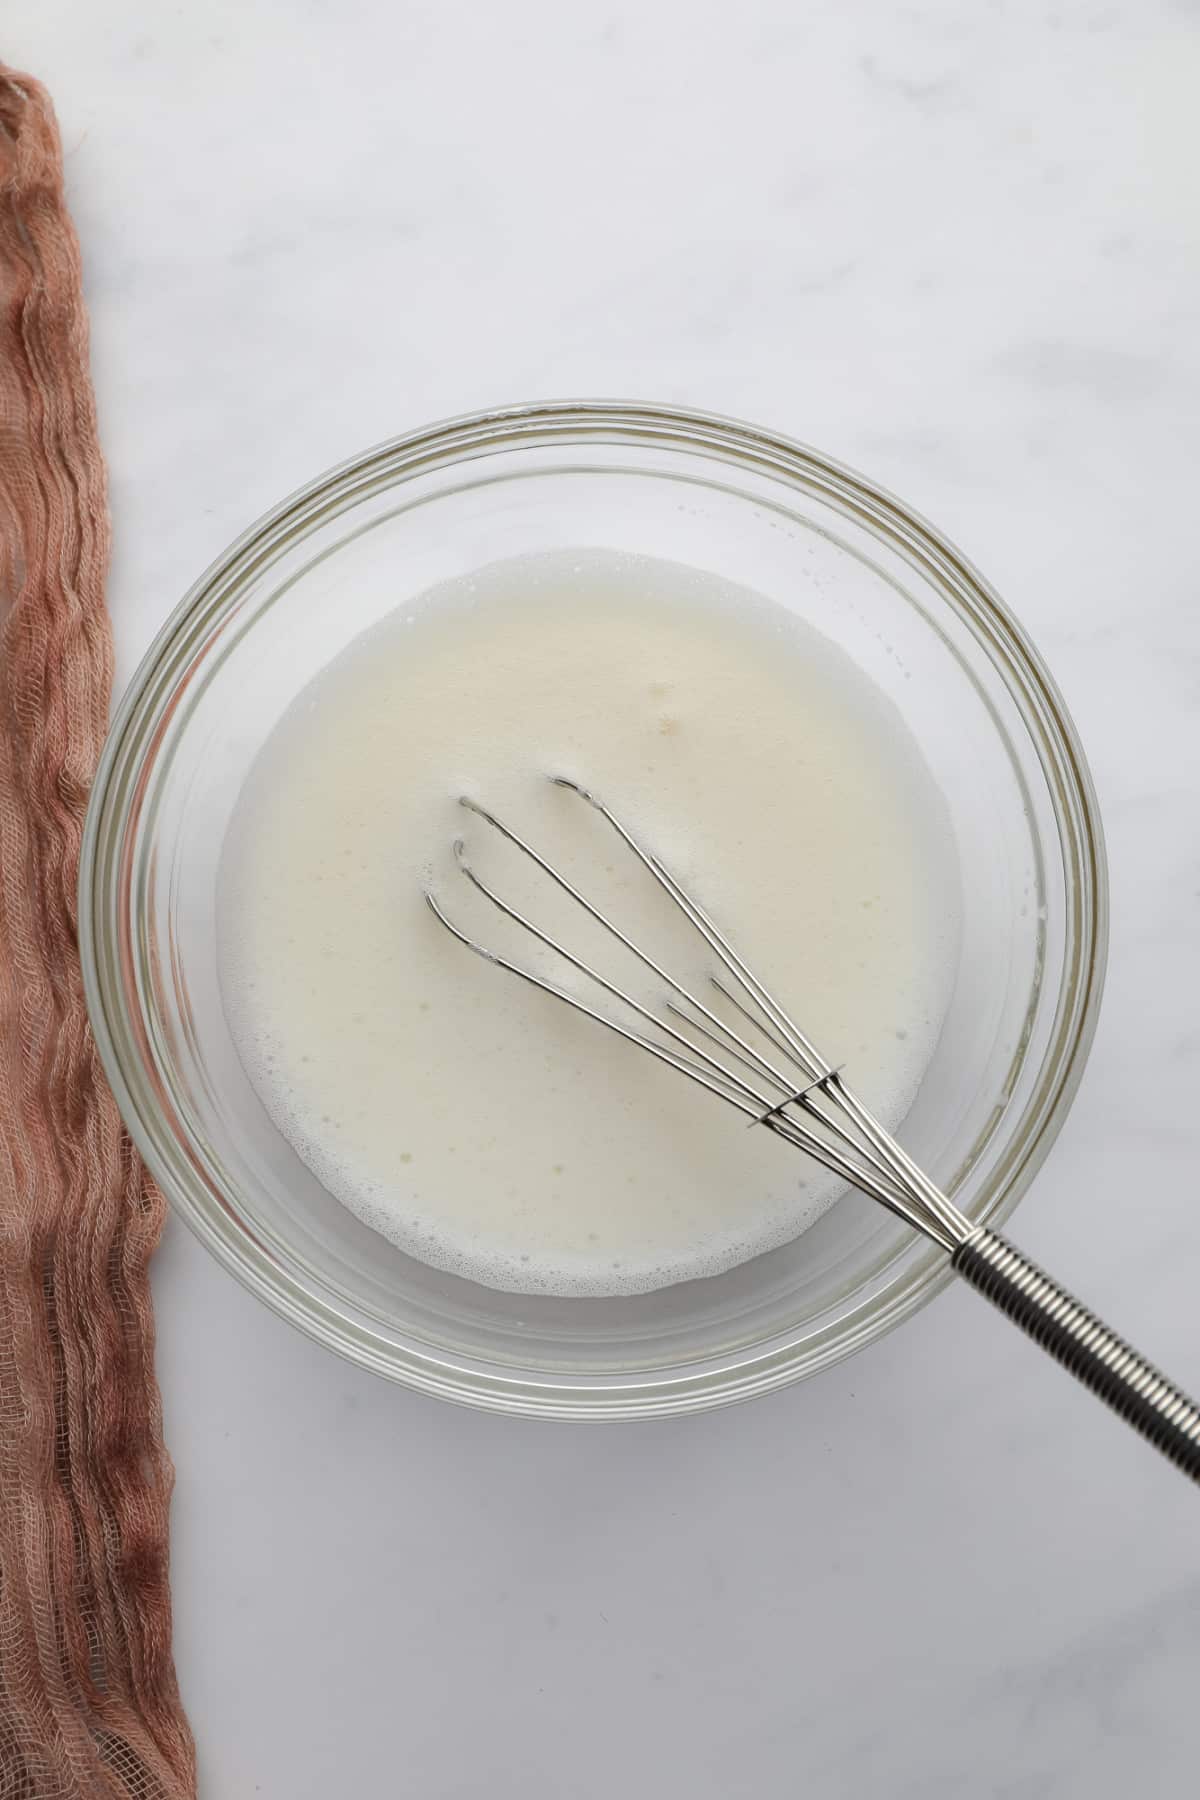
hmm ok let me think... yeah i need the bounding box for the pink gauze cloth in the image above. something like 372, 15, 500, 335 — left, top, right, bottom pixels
0, 65, 195, 1799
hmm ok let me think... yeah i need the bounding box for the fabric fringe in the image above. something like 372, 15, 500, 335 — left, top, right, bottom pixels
0, 64, 194, 1800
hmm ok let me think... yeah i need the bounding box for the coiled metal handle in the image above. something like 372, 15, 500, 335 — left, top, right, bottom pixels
952, 1226, 1200, 1483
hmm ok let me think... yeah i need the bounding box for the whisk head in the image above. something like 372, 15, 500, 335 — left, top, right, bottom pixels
426, 779, 970, 1254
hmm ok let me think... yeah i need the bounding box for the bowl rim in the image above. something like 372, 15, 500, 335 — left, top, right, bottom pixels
79, 398, 1109, 1417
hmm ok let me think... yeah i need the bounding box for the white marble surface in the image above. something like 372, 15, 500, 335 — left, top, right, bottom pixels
8, 2, 1200, 1792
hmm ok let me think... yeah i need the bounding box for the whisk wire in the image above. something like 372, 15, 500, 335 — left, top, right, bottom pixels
663, 1001, 913, 1201
553, 778, 832, 1081
459, 798, 825, 1111
428, 782, 971, 1252
425, 886, 934, 1229
453, 841, 793, 1117
544, 783, 962, 1233
551, 784, 968, 1244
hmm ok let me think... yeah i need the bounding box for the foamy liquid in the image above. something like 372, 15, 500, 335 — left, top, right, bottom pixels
218, 550, 960, 1296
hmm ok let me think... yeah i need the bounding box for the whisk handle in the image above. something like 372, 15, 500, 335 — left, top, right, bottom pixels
952, 1227, 1200, 1484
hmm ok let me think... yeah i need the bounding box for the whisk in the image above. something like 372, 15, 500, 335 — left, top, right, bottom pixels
427, 779, 1200, 1484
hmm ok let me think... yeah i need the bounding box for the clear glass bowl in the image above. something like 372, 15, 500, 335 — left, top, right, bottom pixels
79, 401, 1107, 1418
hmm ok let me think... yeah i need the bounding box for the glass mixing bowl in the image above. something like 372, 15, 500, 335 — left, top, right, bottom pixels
79, 401, 1107, 1417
